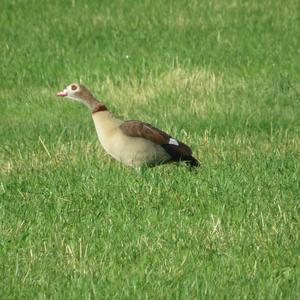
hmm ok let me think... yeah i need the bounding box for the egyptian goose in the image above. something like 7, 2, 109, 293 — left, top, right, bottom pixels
56, 83, 200, 167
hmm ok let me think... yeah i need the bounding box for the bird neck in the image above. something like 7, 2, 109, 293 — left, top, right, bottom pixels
82, 94, 108, 113
92, 103, 108, 113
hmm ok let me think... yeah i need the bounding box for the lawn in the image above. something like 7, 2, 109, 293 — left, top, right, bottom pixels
1, 0, 299, 299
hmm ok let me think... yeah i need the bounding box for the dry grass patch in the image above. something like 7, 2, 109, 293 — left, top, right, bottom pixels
0, 140, 105, 176
101, 67, 225, 116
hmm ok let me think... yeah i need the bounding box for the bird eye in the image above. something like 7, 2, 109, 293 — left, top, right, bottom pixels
71, 84, 77, 91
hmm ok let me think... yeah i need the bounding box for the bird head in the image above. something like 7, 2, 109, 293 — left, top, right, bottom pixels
57, 83, 82, 101
56, 83, 96, 107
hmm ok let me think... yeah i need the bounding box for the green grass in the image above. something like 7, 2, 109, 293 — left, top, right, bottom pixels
1, 0, 300, 298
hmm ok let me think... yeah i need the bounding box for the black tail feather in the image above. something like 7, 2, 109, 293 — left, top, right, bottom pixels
161, 144, 200, 168
183, 156, 200, 168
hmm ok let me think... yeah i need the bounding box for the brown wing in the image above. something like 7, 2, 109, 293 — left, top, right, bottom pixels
120, 120, 192, 159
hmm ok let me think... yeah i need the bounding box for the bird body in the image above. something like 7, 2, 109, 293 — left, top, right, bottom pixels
92, 111, 170, 166
56, 83, 199, 167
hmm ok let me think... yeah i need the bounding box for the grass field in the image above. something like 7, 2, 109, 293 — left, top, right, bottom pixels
1, 0, 300, 298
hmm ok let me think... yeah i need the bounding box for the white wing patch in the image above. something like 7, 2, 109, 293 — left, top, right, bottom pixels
169, 138, 179, 146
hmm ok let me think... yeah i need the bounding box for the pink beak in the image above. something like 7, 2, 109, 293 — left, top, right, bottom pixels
56, 89, 68, 97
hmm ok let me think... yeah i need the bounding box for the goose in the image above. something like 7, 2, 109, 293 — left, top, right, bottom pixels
56, 83, 200, 168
